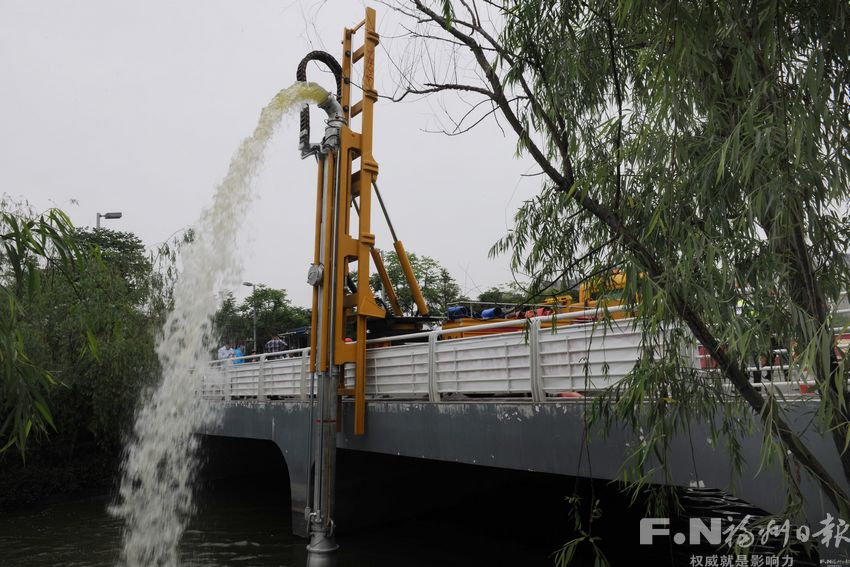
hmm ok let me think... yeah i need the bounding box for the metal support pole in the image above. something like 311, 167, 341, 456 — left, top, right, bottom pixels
427, 330, 440, 402
306, 367, 339, 566
303, 8, 380, 563
307, 149, 341, 566
257, 355, 266, 400
529, 318, 543, 402
252, 285, 258, 355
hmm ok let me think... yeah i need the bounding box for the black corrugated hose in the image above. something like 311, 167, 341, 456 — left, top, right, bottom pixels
296, 51, 343, 151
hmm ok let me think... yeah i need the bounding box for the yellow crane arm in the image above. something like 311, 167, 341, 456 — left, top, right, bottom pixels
370, 247, 402, 315
394, 239, 429, 316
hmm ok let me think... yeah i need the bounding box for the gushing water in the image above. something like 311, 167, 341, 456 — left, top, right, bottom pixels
110, 81, 328, 566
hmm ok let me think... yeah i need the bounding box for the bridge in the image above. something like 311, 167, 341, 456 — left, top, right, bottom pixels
199, 308, 848, 551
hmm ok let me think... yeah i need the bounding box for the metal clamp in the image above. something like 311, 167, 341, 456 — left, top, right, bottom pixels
318, 96, 345, 153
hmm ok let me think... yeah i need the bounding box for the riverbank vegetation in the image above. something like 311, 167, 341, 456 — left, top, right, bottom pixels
0, 208, 169, 506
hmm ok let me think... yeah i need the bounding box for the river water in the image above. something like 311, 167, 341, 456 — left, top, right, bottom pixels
8, 443, 810, 566
0, 470, 576, 567
1, 446, 648, 567
0, 479, 298, 567
2, 493, 305, 567
0, 447, 828, 567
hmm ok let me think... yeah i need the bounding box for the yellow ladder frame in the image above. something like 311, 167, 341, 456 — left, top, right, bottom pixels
336, 7, 383, 436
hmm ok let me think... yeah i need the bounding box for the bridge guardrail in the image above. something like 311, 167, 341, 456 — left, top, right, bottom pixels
203, 305, 658, 402
201, 303, 850, 402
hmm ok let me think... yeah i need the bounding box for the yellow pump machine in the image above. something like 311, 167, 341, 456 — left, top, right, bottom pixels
296, 8, 428, 563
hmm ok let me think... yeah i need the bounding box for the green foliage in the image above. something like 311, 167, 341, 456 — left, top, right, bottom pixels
19, 227, 163, 453
214, 287, 310, 354
554, 496, 610, 567
477, 284, 525, 307
369, 251, 465, 315
0, 205, 83, 455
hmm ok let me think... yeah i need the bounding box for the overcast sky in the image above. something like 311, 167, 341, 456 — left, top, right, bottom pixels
0, 1, 538, 308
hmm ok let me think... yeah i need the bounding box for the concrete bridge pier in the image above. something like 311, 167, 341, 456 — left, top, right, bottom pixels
204, 402, 313, 536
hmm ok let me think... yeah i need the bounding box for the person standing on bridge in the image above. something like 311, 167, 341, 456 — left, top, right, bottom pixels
217, 342, 233, 363
264, 334, 287, 360
232, 344, 245, 364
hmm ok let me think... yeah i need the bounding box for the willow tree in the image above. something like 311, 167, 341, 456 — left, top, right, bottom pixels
0, 205, 83, 454
389, 0, 850, 529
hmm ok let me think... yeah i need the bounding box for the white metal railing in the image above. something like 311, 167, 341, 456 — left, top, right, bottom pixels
202, 303, 848, 403
202, 306, 658, 402
203, 349, 311, 401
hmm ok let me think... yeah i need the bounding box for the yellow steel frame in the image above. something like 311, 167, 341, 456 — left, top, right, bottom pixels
309, 7, 430, 435
310, 8, 382, 436
341, 8, 384, 436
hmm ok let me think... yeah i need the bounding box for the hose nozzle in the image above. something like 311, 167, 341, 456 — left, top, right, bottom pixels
296, 51, 344, 158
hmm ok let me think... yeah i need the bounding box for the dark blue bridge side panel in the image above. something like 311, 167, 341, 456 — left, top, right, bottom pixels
206, 400, 847, 541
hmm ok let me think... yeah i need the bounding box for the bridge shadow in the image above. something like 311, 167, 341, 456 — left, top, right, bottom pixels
193, 436, 822, 566
195, 435, 292, 515
194, 435, 676, 565
334, 449, 669, 566
198, 435, 290, 488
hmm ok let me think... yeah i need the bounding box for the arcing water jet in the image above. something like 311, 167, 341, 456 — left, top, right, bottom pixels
110, 80, 328, 567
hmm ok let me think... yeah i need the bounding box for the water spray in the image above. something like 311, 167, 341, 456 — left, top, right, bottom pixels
111, 80, 329, 567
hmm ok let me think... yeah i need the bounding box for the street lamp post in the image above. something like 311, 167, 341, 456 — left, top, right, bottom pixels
96, 211, 123, 229
243, 281, 258, 354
